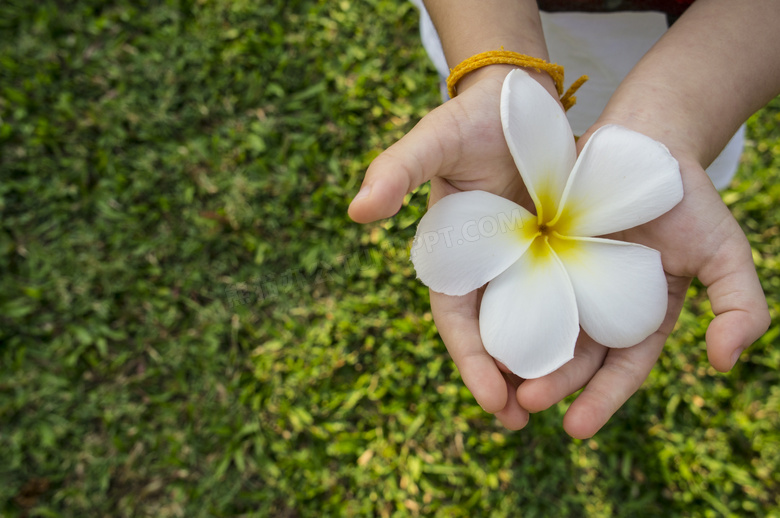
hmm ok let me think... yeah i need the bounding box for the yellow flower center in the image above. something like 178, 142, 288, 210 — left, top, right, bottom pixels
526, 207, 579, 263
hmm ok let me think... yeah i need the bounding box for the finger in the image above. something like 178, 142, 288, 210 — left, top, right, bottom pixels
429, 289, 509, 414
348, 102, 463, 223
698, 227, 770, 371
561, 276, 689, 439
494, 376, 530, 430
561, 332, 665, 439
515, 334, 607, 413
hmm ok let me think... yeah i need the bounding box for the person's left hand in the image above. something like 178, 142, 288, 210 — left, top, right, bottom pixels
511, 132, 770, 438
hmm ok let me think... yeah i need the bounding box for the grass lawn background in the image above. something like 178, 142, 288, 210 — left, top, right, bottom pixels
0, 1, 778, 516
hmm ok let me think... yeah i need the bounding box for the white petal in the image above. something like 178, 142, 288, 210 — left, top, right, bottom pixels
500, 69, 577, 221
411, 191, 537, 296
553, 235, 667, 347
479, 238, 579, 379
554, 125, 683, 237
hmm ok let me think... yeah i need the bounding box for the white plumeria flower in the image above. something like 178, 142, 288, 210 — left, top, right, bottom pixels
410, 69, 684, 379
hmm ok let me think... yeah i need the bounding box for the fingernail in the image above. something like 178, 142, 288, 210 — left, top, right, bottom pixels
729, 347, 746, 369
352, 185, 371, 202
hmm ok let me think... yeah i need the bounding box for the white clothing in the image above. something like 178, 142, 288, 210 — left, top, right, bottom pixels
409, 2, 743, 189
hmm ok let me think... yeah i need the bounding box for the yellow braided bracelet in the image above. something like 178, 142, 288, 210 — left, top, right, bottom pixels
446, 49, 589, 112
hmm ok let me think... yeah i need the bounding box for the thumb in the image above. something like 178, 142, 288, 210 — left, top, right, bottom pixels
700, 228, 770, 371
348, 103, 462, 223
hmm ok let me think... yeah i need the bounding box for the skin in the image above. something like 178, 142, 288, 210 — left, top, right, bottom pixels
349, 0, 776, 438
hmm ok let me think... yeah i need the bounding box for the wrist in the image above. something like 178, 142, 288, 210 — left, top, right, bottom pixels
589, 81, 709, 166
455, 64, 560, 101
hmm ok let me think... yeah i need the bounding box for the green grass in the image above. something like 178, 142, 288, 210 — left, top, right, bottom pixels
0, 1, 778, 516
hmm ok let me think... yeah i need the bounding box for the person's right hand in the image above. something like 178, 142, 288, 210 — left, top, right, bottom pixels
348, 66, 554, 429
348, 66, 547, 223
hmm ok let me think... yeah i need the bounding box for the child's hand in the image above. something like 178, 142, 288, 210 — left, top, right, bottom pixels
539, 0, 779, 435
348, 66, 540, 224
349, 66, 770, 437
514, 142, 770, 438
349, 66, 545, 429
